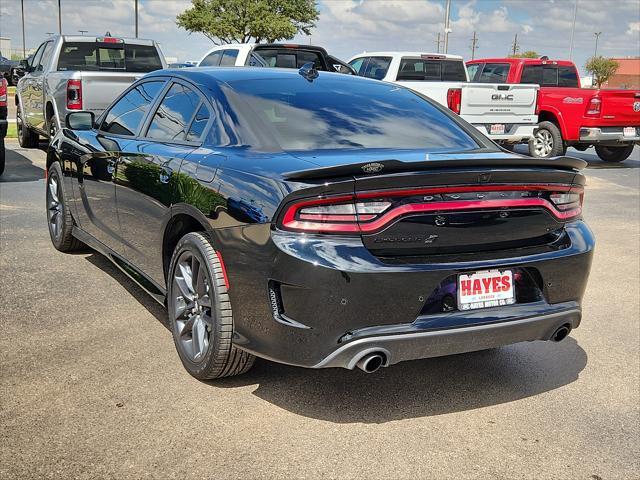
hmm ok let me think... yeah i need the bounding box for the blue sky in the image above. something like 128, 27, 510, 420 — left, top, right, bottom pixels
1, 0, 638, 75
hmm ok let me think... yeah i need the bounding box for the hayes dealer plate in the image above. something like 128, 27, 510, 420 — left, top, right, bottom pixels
458, 269, 515, 311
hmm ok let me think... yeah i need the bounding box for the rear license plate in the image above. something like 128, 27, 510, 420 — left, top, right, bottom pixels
458, 269, 515, 311
623, 127, 636, 137
490, 124, 506, 135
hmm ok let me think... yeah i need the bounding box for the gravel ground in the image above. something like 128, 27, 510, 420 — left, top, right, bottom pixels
1, 141, 638, 480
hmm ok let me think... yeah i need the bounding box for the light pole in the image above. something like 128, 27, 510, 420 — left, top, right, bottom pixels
569, 0, 578, 59
594, 32, 602, 57
135, 0, 139, 38
443, 0, 452, 54
58, 0, 62, 34
21, 0, 26, 57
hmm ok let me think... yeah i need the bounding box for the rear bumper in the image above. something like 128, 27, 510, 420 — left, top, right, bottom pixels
472, 123, 536, 143
579, 126, 640, 144
314, 307, 581, 369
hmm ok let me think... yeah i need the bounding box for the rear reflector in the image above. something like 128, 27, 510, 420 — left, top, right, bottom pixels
67, 79, 82, 110
280, 185, 584, 234
447, 88, 462, 115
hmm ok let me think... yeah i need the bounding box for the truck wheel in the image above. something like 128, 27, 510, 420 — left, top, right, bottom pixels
595, 145, 634, 163
167, 232, 256, 380
16, 104, 39, 148
529, 121, 566, 158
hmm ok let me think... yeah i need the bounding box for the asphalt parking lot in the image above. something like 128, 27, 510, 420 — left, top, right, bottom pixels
1, 140, 638, 479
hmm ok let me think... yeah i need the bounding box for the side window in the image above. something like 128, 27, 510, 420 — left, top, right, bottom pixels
348, 57, 367, 75
186, 103, 210, 142
476, 63, 510, 83
200, 51, 222, 67
29, 43, 46, 71
466, 64, 480, 82
219, 49, 239, 66
397, 59, 441, 81
295, 51, 323, 69
100, 80, 165, 136
361, 56, 391, 80
521, 65, 543, 84
558, 66, 579, 87
542, 66, 558, 87
442, 61, 467, 81
146, 83, 201, 141
38, 41, 54, 71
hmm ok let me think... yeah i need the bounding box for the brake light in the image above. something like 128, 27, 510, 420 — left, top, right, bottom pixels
585, 96, 601, 117
0, 78, 7, 107
96, 37, 124, 44
67, 79, 82, 110
280, 185, 583, 234
447, 88, 462, 115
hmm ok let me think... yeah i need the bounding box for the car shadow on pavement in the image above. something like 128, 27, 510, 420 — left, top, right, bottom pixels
210, 339, 587, 423
0, 145, 46, 182
84, 253, 170, 329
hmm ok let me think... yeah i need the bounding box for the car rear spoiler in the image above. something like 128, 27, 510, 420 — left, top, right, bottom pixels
283, 154, 587, 181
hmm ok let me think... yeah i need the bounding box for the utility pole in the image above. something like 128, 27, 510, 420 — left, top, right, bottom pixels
21, 0, 26, 57
594, 32, 602, 57
58, 0, 62, 34
435, 32, 443, 53
569, 0, 578, 59
511, 33, 519, 56
470, 31, 478, 60
135, 0, 139, 38
443, 0, 451, 54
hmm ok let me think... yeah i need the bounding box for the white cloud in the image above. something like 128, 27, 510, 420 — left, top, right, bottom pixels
627, 22, 640, 35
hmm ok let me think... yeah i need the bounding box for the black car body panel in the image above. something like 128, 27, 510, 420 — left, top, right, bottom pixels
48, 67, 595, 370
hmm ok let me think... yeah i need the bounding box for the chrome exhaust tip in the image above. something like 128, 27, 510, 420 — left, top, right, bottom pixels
356, 353, 385, 373
551, 324, 571, 342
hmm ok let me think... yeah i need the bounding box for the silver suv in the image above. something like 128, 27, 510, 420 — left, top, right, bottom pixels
15, 34, 166, 147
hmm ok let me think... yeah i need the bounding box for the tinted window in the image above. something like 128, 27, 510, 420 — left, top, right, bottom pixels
219, 49, 239, 66
359, 56, 391, 80
542, 66, 558, 86
200, 51, 221, 67
397, 59, 467, 81
146, 83, 200, 141
100, 81, 164, 136
475, 63, 510, 83
227, 76, 480, 151
57, 42, 162, 72
521, 65, 542, 84
466, 64, 480, 81
252, 49, 323, 69
186, 104, 210, 142
558, 66, 579, 87
348, 57, 366, 75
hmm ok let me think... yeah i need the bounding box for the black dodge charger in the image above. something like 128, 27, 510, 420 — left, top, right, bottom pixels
46, 67, 594, 379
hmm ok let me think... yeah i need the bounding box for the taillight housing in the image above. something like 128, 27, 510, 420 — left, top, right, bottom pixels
534, 89, 540, 116
279, 185, 584, 234
585, 96, 601, 117
447, 88, 462, 115
67, 79, 82, 110
0, 78, 7, 107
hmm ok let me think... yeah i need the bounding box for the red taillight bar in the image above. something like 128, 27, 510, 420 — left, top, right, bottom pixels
280, 184, 583, 234
447, 88, 462, 115
0, 78, 7, 107
67, 79, 82, 110
585, 96, 601, 117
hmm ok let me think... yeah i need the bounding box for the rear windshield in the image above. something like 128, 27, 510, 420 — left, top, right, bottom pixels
471, 63, 510, 83
252, 48, 325, 70
57, 42, 162, 72
226, 75, 481, 151
396, 58, 467, 82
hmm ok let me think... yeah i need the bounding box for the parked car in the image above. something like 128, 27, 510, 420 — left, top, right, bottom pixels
10, 55, 32, 86
15, 34, 166, 148
467, 57, 640, 162
0, 76, 7, 175
0, 53, 17, 84
348, 52, 539, 147
197, 43, 355, 74
167, 62, 195, 69
46, 67, 594, 379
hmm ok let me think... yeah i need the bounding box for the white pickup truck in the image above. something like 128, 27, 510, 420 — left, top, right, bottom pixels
348, 52, 539, 146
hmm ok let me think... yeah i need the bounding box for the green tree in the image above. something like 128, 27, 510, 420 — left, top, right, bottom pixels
585, 56, 619, 88
509, 51, 539, 58
176, 0, 319, 45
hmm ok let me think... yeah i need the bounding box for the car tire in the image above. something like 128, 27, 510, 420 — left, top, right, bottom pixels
595, 145, 634, 163
167, 232, 255, 380
17, 103, 38, 148
46, 162, 84, 252
0, 138, 5, 176
528, 121, 566, 158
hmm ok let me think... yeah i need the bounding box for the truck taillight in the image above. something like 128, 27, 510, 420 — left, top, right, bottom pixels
67, 79, 82, 110
585, 96, 601, 117
0, 78, 7, 107
447, 88, 462, 115
535, 89, 540, 116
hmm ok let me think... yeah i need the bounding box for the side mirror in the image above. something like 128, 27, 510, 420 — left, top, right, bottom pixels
66, 111, 95, 131
19, 59, 28, 68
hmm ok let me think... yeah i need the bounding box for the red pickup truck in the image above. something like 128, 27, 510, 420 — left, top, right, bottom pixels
467, 57, 640, 162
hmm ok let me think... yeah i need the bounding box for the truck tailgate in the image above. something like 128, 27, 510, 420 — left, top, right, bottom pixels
80, 72, 145, 114
599, 90, 640, 125
461, 83, 538, 123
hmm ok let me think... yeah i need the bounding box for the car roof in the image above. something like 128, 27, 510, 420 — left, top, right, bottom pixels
467, 57, 576, 67
350, 51, 463, 60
